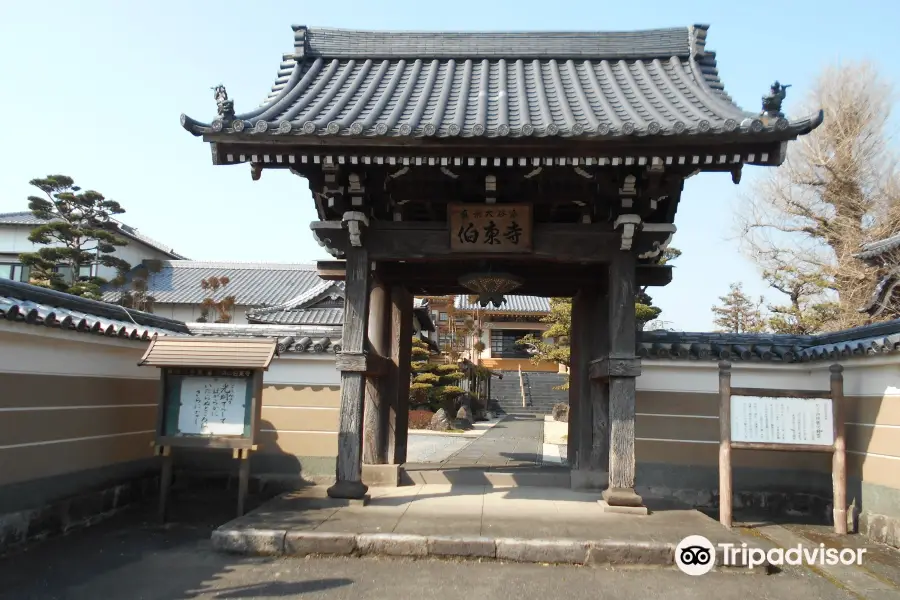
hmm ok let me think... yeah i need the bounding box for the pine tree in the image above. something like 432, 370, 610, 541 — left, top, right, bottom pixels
711, 283, 767, 333
19, 175, 131, 298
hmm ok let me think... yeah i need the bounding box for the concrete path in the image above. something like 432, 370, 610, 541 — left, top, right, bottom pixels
406, 434, 474, 464
439, 414, 544, 468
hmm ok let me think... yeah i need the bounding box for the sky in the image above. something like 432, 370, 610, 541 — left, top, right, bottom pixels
2, 0, 899, 331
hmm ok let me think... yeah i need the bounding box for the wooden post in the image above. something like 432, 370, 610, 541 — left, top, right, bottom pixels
236, 448, 251, 517
157, 445, 173, 523
603, 253, 642, 507
572, 288, 595, 471
390, 286, 413, 464
831, 364, 847, 534
327, 247, 371, 500
363, 280, 390, 465
718, 361, 733, 528
567, 292, 582, 467
589, 290, 610, 471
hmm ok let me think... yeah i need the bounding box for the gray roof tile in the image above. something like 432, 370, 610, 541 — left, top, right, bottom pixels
0, 279, 188, 339
0, 212, 187, 260
102, 261, 322, 306
454, 295, 550, 313
182, 25, 823, 141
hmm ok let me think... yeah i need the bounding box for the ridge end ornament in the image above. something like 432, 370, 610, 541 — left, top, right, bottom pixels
762, 81, 791, 119
613, 214, 642, 251
342, 211, 369, 247
211, 84, 235, 122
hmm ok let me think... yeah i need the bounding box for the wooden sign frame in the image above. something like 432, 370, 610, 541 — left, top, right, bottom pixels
717, 361, 846, 534
448, 203, 533, 253
154, 367, 264, 451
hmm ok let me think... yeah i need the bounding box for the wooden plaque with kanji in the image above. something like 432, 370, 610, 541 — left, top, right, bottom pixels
448, 204, 533, 253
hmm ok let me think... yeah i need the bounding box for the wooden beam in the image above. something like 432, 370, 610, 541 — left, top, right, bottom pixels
589, 356, 642, 379
334, 352, 390, 376
313, 221, 632, 263
327, 246, 371, 500
317, 260, 347, 280
318, 259, 672, 290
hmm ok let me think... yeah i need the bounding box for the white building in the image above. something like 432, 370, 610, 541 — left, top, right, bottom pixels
0, 211, 186, 283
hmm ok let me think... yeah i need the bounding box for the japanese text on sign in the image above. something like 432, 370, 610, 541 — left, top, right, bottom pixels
177, 376, 247, 436
730, 396, 834, 446
448, 204, 532, 252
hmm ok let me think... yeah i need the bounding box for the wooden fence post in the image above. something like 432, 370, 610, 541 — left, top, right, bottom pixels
718, 361, 733, 528
831, 363, 847, 535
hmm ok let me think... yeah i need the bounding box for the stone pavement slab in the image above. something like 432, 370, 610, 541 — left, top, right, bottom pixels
213, 483, 762, 570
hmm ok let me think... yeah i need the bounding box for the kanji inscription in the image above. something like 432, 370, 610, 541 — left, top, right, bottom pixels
730, 396, 833, 446
176, 376, 248, 436
448, 204, 532, 252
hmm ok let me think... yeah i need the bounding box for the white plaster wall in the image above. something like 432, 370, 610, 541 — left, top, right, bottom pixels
637, 357, 900, 398
0, 323, 154, 379
264, 354, 340, 386
0, 322, 339, 386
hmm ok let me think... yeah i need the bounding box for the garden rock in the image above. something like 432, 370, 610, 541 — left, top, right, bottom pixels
454, 405, 474, 430
551, 403, 569, 422
428, 409, 452, 431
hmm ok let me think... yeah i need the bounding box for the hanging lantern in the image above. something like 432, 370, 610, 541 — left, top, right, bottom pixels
458, 272, 524, 308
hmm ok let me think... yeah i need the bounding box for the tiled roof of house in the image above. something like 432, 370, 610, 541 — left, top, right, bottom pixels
102, 261, 322, 306
0, 212, 188, 260
181, 25, 822, 142
0, 279, 189, 340
454, 295, 551, 313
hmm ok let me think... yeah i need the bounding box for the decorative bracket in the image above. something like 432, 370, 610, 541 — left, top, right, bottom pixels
613, 214, 642, 250
341, 211, 369, 247
638, 223, 677, 259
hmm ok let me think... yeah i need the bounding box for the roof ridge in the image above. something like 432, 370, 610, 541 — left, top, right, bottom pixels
160, 260, 318, 269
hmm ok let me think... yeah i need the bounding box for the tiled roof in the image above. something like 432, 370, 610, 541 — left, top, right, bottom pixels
0, 212, 188, 260
856, 233, 900, 262
187, 323, 343, 354
102, 261, 322, 306
639, 320, 900, 363
454, 295, 551, 313
0, 279, 189, 340
181, 25, 822, 141
246, 280, 345, 325
0, 211, 46, 226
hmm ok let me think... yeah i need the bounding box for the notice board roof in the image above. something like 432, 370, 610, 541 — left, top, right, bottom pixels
138, 336, 277, 369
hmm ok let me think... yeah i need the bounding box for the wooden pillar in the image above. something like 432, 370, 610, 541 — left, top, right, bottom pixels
831, 364, 847, 534
390, 286, 413, 464
327, 247, 371, 499
572, 288, 595, 471
602, 251, 643, 508
718, 361, 733, 528
567, 293, 582, 467
588, 290, 610, 471
363, 280, 391, 465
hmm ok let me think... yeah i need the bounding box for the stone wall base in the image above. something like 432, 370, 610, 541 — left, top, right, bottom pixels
0, 474, 159, 554
860, 511, 900, 548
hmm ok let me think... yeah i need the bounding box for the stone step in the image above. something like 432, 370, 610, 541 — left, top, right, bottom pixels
401, 466, 571, 488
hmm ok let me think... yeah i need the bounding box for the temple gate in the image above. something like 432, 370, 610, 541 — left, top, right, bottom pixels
182, 24, 821, 511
